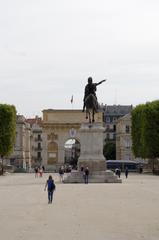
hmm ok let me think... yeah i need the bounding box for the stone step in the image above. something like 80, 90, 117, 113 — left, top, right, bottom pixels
63, 171, 121, 183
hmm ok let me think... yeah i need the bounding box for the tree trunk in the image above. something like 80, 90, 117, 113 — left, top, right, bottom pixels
1, 156, 4, 175
152, 158, 155, 174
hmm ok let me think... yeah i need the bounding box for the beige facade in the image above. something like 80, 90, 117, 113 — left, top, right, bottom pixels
42, 109, 103, 170
103, 105, 133, 142
7, 111, 103, 170
8, 115, 31, 169
30, 122, 43, 167
26, 117, 44, 168
116, 113, 134, 160
7, 109, 138, 169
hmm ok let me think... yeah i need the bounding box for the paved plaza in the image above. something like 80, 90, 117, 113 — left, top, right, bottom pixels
0, 172, 159, 240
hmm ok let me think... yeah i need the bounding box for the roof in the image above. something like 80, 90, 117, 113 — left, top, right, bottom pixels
107, 160, 137, 163
26, 116, 42, 126
103, 105, 133, 116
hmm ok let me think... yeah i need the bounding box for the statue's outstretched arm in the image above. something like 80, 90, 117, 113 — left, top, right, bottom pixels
96, 79, 107, 86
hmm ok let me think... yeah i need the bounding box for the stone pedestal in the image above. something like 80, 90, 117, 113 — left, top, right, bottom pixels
78, 123, 106, 172
63, 123, 121, 183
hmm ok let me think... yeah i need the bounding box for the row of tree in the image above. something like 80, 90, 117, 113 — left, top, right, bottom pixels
0, 104, 16, 175
131, 100, 159, 172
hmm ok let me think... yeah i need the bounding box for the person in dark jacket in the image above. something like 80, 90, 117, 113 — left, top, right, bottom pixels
125, 167, 129, 178
44, 175, 56, 204
84, 167, 89, 184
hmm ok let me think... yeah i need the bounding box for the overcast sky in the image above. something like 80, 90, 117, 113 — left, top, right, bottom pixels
0, 0, 159, 117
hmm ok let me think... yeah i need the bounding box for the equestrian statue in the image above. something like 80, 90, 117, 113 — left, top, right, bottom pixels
82, 77, 106, 123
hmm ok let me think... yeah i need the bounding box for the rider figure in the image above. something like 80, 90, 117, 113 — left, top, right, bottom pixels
82, 77, 106, 112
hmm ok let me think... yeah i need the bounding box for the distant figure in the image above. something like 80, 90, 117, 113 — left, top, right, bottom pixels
84, 167, 89, 184
115, 168, 119, 175
118, 168, 121, 178
34, 167, 38, 178
67, 165, 72, 173
59, 166, 64, 182
42, 165, 45, 172
82, 77, 106, 112
44, 175, 56, 204
115, 168, 121, 178
125, 167, 129, 178
139, 166, 143, 174
39, 167, 43, 177
80, 165, 84, 172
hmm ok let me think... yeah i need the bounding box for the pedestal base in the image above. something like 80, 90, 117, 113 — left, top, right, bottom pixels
78, 159, 106, 172
78, 123, 106, 172
65, 123, 122, 183
63, 170, 121, 183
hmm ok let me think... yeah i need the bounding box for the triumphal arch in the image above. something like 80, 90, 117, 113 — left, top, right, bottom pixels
42, 109, 103, 170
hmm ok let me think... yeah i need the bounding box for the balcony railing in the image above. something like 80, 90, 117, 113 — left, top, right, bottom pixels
32, 146, 42, 151
33, 157, 42, 162
34, 137, 42, 142
34, 147, 42, 151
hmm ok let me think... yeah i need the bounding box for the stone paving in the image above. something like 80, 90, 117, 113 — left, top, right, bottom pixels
0, 172, 159, 240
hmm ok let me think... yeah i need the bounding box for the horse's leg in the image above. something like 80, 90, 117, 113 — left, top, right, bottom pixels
92, 109, 95, 122
86, 110, 88, 119
89, 111, 91, 123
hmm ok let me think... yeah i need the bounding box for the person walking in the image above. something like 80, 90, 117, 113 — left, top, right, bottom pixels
59, 166, 64, 182
39, 167, 43, 177
139, 165, 143, 174
84, 167, 89, 184
125, 167, 129, 178
118, 168, 121, 178
44, 175, 56, 204
42, 165, 45, 172
80, 165, 84, 172
34, 166, 38, 178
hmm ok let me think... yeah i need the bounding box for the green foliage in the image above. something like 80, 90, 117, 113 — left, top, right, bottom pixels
131, 104, 145, 158
143, 101, 159, 159
0, 104, 16, 157
103, 142, 116, 160
131, 100, 159, 160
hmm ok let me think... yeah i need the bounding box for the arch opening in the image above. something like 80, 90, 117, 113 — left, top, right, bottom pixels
64, 139, 80, 168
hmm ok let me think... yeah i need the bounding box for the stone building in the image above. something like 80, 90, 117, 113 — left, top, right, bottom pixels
116, 113, 134, 160
103, 105, 133, 142
26, 116, 43, 167
7, 110, 102, 170
6, 107, 136, 170
8, 115, 31, 169
42, 109, 103, 170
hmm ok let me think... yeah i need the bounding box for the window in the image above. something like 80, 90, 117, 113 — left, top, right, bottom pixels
105, 117, 110, 123
37, 152, 41, 158
125, 140, 130, 148
38, 142, 41, 150
106, 124, 110, 130
125, 125, 130, 133
38, 134, 41, 140
113, 117, 117, 122
113, 133, 116, 140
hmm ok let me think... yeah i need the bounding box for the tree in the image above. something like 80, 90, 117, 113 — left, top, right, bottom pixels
0, 104, 16, 175
103, 142, 116, 160
131, 104, 146, 158
131, 101, 159, 172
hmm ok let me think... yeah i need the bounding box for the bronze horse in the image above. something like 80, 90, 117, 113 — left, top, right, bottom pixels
84, 94, 98, 123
